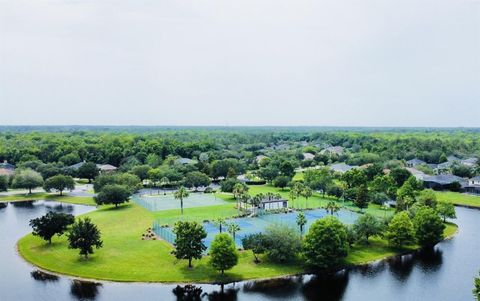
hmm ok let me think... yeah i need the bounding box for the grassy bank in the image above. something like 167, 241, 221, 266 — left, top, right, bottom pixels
0, 192, 96, 205
435, 191, 480, 208
18, 201, 456, 283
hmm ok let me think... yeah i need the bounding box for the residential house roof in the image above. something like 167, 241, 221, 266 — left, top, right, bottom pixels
320, 146, 345, 155
255, 155, 268, 163
406, 158, 426, 166
330, 163, 356, 173
96, 164, 117, 171
0, 168, 14, 177
461, 158, 478, 166
0, 161, 15, 170
447, 156, 461, 162
303, 153, 315, 161
406, 167, 428, 180
175, 158, 197, 165
423, 174, 466, 185
68, 161, 86, 170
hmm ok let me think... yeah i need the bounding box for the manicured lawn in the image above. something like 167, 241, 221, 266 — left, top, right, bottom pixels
0, 192, 96, 206
435, 191, 480, 208
18, 201, 457, 283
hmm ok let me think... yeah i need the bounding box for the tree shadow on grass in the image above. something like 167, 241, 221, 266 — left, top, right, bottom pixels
99, 203, 134, 212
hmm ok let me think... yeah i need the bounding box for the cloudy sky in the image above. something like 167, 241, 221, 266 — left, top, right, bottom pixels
1, 0, 479, 126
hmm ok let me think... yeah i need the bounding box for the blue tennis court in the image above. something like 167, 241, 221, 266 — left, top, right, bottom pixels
153, 208, 359, 248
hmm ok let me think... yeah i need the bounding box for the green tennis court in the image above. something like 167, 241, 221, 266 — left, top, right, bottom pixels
132, 193, 228, 211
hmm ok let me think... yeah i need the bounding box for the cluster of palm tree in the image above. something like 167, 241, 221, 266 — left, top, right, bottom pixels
289, 182, 313, 209
213, 218, 241, 241
232, 183, 285, 216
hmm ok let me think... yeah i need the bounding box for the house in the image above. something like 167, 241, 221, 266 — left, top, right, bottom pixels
406, 167, 428, 180
330, 163, 356, 173
302, 153, 315, 161
0, 160, 15, 170
469, 176, 480, 186
464, 184, 480, 195
406, 158, 426, 168
320, 146, 345, 155
0, 168, 14, 177
255, 155, 268, 163
461, 158, 478, 167
175, 158, 197, 165
259, 197, 288, 211
435, 162, 453, 174
67, 161, 86, 170
447, 155, 461, 162
96, 164, 117, 172
422, 174, 467, 190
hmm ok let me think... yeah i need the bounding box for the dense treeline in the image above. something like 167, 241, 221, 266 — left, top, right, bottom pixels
1, 128, 479, 167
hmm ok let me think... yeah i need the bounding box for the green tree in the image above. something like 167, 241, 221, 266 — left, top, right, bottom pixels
172, 221, 207, 268
354, 184, 369, 211
242, 233, 268, 263
174, 186, 190, 215
273, 175, 291, 190
12, 169, 44, 194
131, 165, 151, 181
43, 175, 75, 195
303, 167, 333, 196
0, 175, 8, 191
77, 162, 99, 183
227, 222, 240, 241
325, 201, 341, 215
353, 213, 383, 244
301, 186, 313, 209
184, 171, 211, 191
436, 202, 456, 222
390, 168, 412, 187
385, 212, 415, 247
209, 233, 239, 275
67, 217, 103, 258
303, 216, 349, 269
296, 212, 307, 235
94, 184, 131, 208
232, 183, 248, 214
474, 272, 480, 301
264, 224, 302, 263
29, 212, 75, 244
413, 207, 445, 247
342, 169, 367, 189
213, 218, 226, 233
417, 189, 438, 208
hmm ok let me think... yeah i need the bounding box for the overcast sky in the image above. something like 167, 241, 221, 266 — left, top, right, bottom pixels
0, 0, 479, 127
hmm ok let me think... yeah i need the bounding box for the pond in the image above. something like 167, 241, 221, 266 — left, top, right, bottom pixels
0, 201, 479, 301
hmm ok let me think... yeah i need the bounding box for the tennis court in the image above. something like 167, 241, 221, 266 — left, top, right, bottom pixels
132, 192, 228, 211
153, 208, 359, 248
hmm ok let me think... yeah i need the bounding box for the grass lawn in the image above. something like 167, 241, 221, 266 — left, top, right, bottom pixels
435, 191, 480, 208
18, 200, 457, 283
0, 192, 96, 206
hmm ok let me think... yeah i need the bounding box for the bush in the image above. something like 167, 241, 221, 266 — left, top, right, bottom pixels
220, 178, 242, 193
303, 216, 349, 269
263, 225, 302, 263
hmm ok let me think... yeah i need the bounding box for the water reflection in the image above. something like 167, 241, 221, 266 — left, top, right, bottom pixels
172, 284, 204, 301
415, 247, 443, 273
70, 280, 102, 300
243, 277, 299, 298
11, 200, 34, 208
30, 270, 59, 282
302, 272, 349, 301
206, 284, 238, 301
0, 202, 7, 209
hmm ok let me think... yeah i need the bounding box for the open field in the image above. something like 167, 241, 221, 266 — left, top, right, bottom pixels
435, 191, 480, 208
18, 200, 456, 283
0, 192, 96, 206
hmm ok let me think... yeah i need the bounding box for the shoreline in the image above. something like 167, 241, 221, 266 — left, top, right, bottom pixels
17, 223, 459, 285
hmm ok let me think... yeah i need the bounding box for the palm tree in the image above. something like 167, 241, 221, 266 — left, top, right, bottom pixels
325, 201, 341, 215
289, 188, 299, 209
296, 212, 307, 236
174, 186, 189, 215
227, 222, 241, 242
160, 177, 169, 195
214, 218, 226, 233
233, 183, 247, 215
301, 186, 313, 209
250, 194, 263, 216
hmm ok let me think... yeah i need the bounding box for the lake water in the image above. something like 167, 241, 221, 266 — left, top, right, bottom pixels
0, 201, 478, 301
